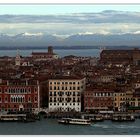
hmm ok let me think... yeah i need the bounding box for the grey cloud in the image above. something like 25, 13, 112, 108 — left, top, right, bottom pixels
1, 10, 140, 24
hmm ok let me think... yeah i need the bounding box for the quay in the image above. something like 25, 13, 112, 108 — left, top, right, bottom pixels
44, 112, 82, 119
44, 111, 139, 122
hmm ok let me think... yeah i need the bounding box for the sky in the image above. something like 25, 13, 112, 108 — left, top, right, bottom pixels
0, 5, 140, 15
1, 5, 140, 37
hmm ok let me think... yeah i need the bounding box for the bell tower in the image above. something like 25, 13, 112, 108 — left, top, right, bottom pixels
15, 49, 21, 66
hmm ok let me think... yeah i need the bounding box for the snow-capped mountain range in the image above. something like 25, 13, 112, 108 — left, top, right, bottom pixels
0, 32, 140, 47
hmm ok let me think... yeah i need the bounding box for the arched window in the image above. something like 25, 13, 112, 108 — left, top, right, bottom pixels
15, 97, 18, 103
18, 97, 20, 102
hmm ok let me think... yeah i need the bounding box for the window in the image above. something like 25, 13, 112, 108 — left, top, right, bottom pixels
5, 88, 7, 93
54, 86, 56, 90
50, 92, 52, 96
73, 82, 75, 84
5, 97, 8, 102
50, 82, 52, 84
54, 97, 56, 102
34, 97, 37, 102
28, 97, 31, 102
50, 98, 52, 102
28, 88, 31, 93
0, 88, 1, 93
34, 87, 37, 92
50, 86, 52, 90
77, 87, 80, 90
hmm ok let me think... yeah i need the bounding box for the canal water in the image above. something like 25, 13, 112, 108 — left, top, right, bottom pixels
0, 118, 140, 135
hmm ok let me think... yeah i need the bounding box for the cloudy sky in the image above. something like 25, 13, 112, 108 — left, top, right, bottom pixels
1, 5, 140, 37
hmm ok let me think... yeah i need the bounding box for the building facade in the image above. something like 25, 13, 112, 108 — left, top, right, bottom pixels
84, 87, 114, 112
0, 79, 40, 112
48, 76, 86, 112
31, 46, 59, 61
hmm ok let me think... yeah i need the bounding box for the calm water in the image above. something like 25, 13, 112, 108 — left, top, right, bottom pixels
0, 118, 140, 135
0, 49, 100, 57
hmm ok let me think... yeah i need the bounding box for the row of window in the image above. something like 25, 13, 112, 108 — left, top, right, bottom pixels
0, 97, 37, 103
50, 81, 80, 85
49, 91, 80, 96
86, 93, 113, 97
49, 103, 80, 106
49, 86, 81, 90
49, 97, 80, 102
0, 87, 37, 93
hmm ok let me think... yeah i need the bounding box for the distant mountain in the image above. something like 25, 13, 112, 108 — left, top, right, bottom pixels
63, 33, 140, 46
0, 32, 140, 47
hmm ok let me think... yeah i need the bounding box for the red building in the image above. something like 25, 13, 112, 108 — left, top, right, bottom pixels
0, 79, 40, 112
31, 46, 59, 61
84, 86, 114, 113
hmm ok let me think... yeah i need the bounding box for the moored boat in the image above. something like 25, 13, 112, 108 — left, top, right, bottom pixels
58, 118, 91, 125
0, 114, 27, 122
112, 114, 135, 122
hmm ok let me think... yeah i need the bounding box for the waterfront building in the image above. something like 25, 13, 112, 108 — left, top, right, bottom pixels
99, 48, 140, 66
0, 79, 40, 112
114, 90, 126, 112
84, 87, 114, 113
31, 46, 59, 61
48, 75, 86, 112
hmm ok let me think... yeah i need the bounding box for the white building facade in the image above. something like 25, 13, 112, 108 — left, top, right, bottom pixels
48, 76, 86, 112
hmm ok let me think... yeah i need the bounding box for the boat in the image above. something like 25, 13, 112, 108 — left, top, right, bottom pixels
90, 116, 104, 122
112, 114, 135, 122
81, 114, 104, 122
58, 118, 91, 125
0, 113, 39, 122
0, 114, 27, 122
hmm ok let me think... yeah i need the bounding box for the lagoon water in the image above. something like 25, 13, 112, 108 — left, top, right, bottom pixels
0, 118, 140, 135
0, 49, 100, 57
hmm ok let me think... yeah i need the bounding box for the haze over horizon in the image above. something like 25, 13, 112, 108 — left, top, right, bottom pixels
1, 5, 140, 47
